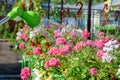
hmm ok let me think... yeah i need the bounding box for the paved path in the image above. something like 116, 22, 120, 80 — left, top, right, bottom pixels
0, 41, 21, 79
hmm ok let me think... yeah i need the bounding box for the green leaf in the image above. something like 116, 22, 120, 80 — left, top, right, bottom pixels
81, 73, 86, 78
52, 73, 65, 80
41, 39, 47, 44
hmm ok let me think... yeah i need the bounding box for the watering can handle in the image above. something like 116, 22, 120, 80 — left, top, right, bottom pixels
0, 7, 23, 25
0, 16, 10, 25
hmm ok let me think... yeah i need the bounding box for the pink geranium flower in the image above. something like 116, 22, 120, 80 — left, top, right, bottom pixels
97, 32, 105, 38
59, 45, 72, 56
94, 40, 105, 49
86, 40, 93, 46
19, 42, 26, 50
32, 38, 35, 43
45, 58, 60, 68
74, 41, 87, 51
97, 50, 104, 59
90, 68, 97, 75
20, 67, 31, 80
47, 47, 60, 56
24, 37, 29, 42
20, 33, 27, 39
54, 30, 61, 38
69, 31, 76, 37
81, 30, 90, 39
56, 37, 67, 45
104, 36, 110, 42
20, 33, 28, 41
33, 47, 42, 55
111, 38, 115, 41
22, 25, 30, 31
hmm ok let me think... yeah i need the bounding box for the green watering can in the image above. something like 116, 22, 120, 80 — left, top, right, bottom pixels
0, 7, 41, 28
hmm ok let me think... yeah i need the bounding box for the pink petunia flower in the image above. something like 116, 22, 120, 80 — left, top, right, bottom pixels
81, 30, 90, 39
97, 50, 105, 59
56, 37, 67, 45
33, 47, 42, 55
20, 67, 31, 80
45, 58, 60, 68
90, 68, 97, 75
19, 42, 26, 50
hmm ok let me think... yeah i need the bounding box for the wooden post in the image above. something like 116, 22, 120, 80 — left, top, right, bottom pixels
87, 0, 92, 39
61, 0, 63, 23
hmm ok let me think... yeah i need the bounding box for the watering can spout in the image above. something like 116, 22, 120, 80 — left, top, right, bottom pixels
0, 16, 10, 25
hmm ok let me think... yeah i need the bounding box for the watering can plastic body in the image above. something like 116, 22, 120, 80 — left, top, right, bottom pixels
0, 7, 41, 28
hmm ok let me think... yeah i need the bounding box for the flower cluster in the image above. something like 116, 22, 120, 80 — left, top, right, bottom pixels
103, 39, 119, 53
81, 29, 90, 39
33, 47, 42, 55
90, 68, 98, 75
14, 25, 120, 80
20, 67, 31, 80
45, 58, 60, 68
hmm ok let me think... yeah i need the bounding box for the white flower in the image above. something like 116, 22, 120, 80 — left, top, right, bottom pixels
103, 47, 113, 53
104, 41, 112, 47
30, 31, 36, 38
109, 45, 114, 49
103, 39, 119, 53
108, 40, 113, 44
103, 47, 108, 51
33, 69, 46, 80
112, 40, 118, 44
16, 31, 21, 36
102, 53, 115, 63
16, 36, 21, 40
104, 43, 109, 47
117, 69, 120, 75
114, 44, 120, 49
